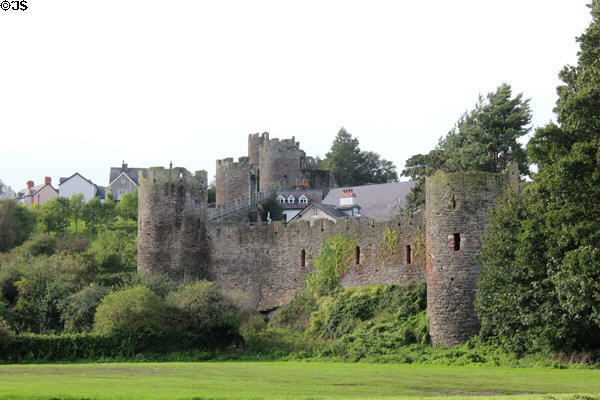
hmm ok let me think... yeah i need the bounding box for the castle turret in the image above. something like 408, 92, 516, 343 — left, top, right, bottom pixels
258, 137, 304, 190
137, 166, 210, 280
425, 166, 517, 346
215, 157, 257, 207
248, 132, 269, 166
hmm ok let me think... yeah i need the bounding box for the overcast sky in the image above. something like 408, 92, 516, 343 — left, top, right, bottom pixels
0, 1, 593, 191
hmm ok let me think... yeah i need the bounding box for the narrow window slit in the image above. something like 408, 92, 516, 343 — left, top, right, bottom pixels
355, 246, 360, 265
300, 249, 306, 268
453, 233, 461, 251
406, 245, 412, 264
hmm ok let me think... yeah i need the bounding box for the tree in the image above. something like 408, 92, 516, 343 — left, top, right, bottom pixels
36, 197, 71, 235
261, 190, 284, 222
0, 200, 35, 252
117, 188, 138, 221
69, 194, 84, 233
401, 83, 531, 214
477, 1, 600, 353
324, 128, 398, 187
82, 197, 102, 233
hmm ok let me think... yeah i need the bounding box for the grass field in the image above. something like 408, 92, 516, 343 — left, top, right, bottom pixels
0, 361, 599, 400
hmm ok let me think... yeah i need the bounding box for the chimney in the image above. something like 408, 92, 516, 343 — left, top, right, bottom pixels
122, 160, 128, 170
45, 177, 51, 185
302, 178, 308, 187
339, 189, 357, 206
26, 180, 34, 189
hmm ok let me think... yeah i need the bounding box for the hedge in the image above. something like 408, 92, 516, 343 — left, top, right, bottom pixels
0, 330, 243, 363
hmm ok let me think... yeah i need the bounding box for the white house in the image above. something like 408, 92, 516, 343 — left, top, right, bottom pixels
58, 173, 105, 203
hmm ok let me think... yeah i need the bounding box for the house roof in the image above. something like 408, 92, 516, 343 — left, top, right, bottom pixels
322, 181, 415, 221
18, 183, 58, 198
58, 172, 105, 200
275, 189, 323, 210
288, 202, 348, 223
109, 166, 146, 186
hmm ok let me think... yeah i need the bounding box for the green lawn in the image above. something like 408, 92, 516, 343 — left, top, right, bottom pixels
0, 361, 598, 399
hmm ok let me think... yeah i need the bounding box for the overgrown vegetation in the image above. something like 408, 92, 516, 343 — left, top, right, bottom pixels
476, 0, 600, 356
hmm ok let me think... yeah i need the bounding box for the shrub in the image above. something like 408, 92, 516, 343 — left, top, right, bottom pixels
167, 280, 239, 335
93, 230, 137, 274
61, 284, 109, 333
136, 272, 179, 298
0, 316, 13, 351
12, 253, 95, 333
23, 234, 57, 257
309, 282, 427, 340
93, 286, 170, 336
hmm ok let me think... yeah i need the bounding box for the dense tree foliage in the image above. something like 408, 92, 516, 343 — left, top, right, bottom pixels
477, 1, 600, 353
0, 200, 35, 252
401, 84, 531, 213
324, 128, 398, 187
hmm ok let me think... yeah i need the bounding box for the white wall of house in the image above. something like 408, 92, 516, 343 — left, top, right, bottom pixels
59, 174, 97, 203
282, 209, 301, 222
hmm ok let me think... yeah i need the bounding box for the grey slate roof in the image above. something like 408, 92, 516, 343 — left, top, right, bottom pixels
276, 189, 323, 210
323, 181, 416, 221
109, 166, 147, 185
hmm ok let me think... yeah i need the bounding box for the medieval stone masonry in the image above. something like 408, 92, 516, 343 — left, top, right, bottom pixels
137, 133, 517, 346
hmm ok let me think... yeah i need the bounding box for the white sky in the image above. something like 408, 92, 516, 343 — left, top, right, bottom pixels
0, 0, 592, 191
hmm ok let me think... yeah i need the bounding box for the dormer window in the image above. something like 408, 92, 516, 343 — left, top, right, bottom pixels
287, 195, 295, 203
299, 195, 308, 204
277, 195, 286, 204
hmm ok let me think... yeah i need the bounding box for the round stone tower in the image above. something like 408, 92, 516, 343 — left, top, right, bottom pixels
258, 137, 304, 190
248, 132, 269, 166
425, 166, 517, 346
137, 166, 210, 280
215, 157, 257, 207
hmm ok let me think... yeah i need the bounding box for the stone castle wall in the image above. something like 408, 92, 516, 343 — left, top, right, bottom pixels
215, 157, 256, 207
138, 158, 515, 345
424, 166, 517, 346
208, 216, 425, 311
137, 167, 211, 280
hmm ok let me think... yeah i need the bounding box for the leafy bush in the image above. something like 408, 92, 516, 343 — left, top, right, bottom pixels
12, 253, 95, 333
309, 282, 427, 339
56, 235, 90, 254
61, 284, 108, 333
23, 234, 57, 257
93, 230, 137, 274
167, 280, 239, 335
93, 286, 170, 337
0, 200, 35, 252
272, 289, 317, 330
0, 316, 13, 352
135, 272, 179, 298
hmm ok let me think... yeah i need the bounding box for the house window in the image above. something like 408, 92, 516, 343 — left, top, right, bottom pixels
313, 208, 318, 216
277, 195, 286, 204
406, 245, 412, 264
300, 249, 306, 268
453, 233, 461, 251
299, 195, 308, 204
287, 195, 295, 203
355, 246, 360, 265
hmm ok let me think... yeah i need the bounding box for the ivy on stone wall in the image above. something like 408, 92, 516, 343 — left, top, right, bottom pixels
306, 233, 356, 298
377, 227, 399, 267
